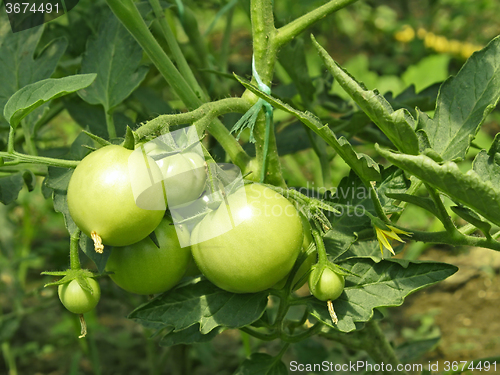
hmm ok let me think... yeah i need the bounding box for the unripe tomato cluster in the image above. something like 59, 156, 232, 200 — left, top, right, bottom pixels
60, 143, 345, 317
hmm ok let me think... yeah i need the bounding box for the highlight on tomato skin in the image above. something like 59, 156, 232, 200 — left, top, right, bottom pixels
190, 183, 304, 294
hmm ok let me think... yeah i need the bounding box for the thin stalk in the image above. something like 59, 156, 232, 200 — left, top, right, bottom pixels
21, 120, 37, 156
0, 151, 79, 168
312, 228, 328, 264
274, 0, 360, 48
7, 126, 15, 153
70, 230, 82, 270
105, 109, 117, 139
369, 182, 391, 223
219, 6, 235, 73
240, 326, 279, 341
149, 0, 206, 101
425, 183, 459, 235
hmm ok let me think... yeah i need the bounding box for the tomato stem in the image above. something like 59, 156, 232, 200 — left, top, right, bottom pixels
312, 229, 328, 265
70, 230, 82, 271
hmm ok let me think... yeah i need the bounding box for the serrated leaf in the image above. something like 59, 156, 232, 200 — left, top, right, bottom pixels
311, 35, 419, 156
377, 146, 500, 228
234, 353, 288, 375
77, 13, 149, 111
129, 278, 268, 334
4, 74, 97, 128
472, 149, 500, 187
417, 35, 500, 161
0, 16, 67, 121
308, 258, 457, 332
235, 75, 381, 182
159, 324, 223, 346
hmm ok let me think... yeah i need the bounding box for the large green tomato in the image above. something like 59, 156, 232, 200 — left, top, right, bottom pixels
106, 217, 191, 295
274, 213, 316, 290
67, 145, 165, 246
58, 278, 101, 314
191, 183, 303, 293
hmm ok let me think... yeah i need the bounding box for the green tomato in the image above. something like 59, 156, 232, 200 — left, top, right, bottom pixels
58, 278, 101, 314
191, 183, 303, 293
158, 151, 206, 207
142, 142, 207, 207
106, 217, 191, 295
274, 213, 316, 290
67, 145, 165, 246
308, 266, 345, 301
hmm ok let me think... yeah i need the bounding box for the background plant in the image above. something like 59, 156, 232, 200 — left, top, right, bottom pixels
1, 0, 500, 374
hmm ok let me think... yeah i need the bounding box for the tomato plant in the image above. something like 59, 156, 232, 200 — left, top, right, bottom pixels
67, 145, 165, 247
58, 278, 101, 315
1, 0, 500, 373
191, 183, 304, 293
106, 217, 191, 295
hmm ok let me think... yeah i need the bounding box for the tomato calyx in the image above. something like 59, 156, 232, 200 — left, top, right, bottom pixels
41, 268, 100, 287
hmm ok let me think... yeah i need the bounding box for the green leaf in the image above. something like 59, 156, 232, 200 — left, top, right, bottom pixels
77, 13, 149, 111
308, 258, 457, 332
4, 74, 97, 129
129, 278, 268, 334
336, 240, 405, 263
417, 35, 500, 161
234, 75, 381, 182
472, 151, 500, 187
234, 353, 288, 375
395, 337, 440, 363
0, 16, 67, 121
376, 166, 411, 213
159, 324, 223, 346
450, 205, 491, 237
80, 234, 112, 274
376, 146, 500, 228
275, 122, 311, 155
64, 97, 130, 139
0, 171, 32, 204
52, 187, 79, 236
278, 38, 315, 106
311, 34, 419, 156
384, 193, 439, 217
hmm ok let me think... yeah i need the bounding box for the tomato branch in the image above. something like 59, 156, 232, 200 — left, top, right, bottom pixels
274, 0, 360, 49
0, 151, 79, 168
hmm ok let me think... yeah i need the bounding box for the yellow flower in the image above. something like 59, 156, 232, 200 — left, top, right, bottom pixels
375, 225, 412, 256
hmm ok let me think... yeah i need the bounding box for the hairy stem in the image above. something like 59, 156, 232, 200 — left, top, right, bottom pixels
0, 151, 79, 168
70, 230, 82, 270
